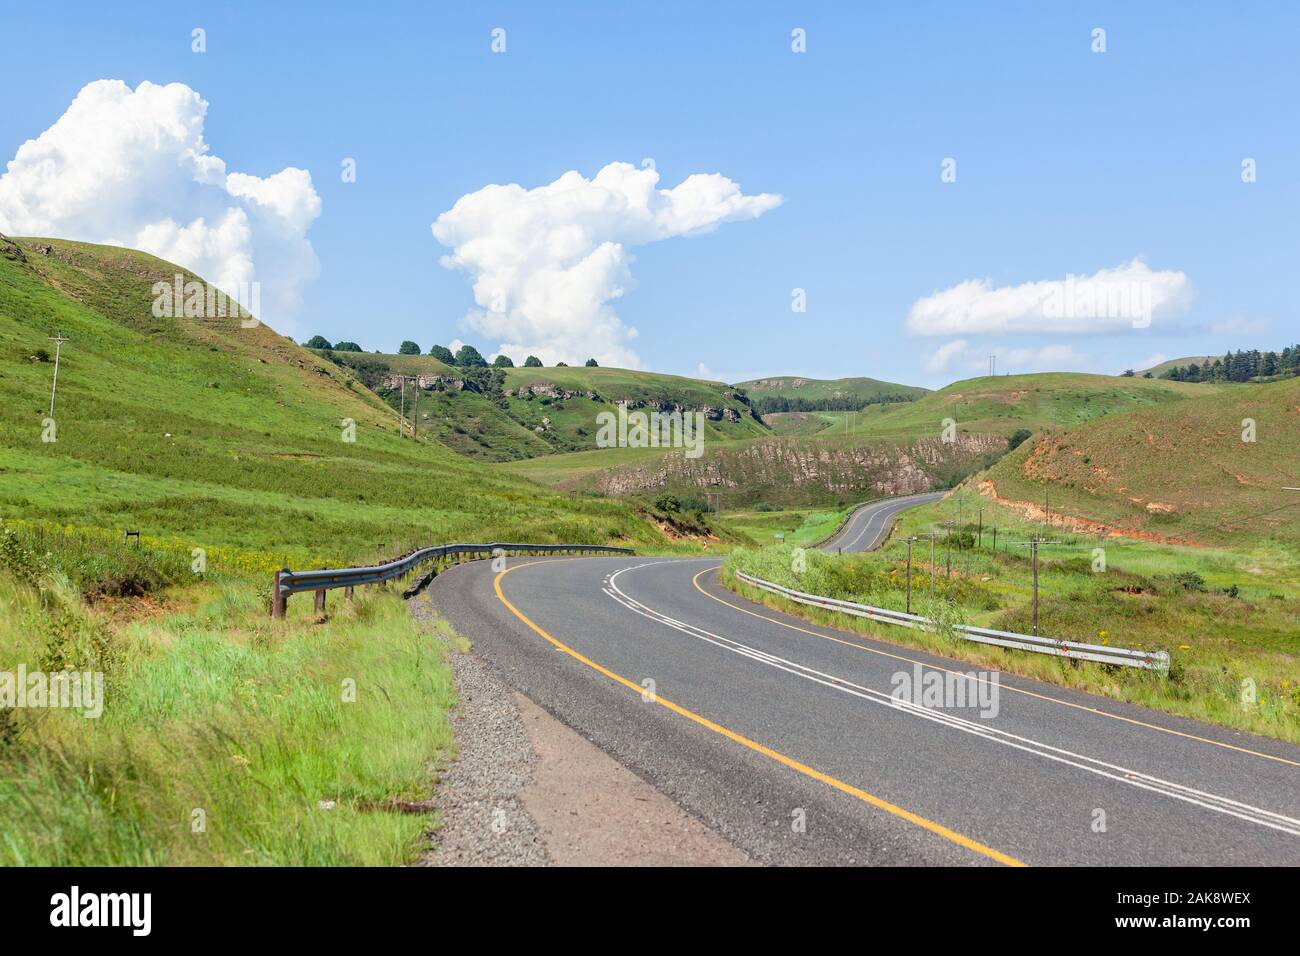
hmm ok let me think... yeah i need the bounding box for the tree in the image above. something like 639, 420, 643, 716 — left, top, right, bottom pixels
429, 344, 455, 364
304, 335, 332, 350
1007, 428, 1033, 451
1121, 369, 1135, 377
523, 355, 543, 367
585, 358, 599, 367
556, 361, 568, 367
454, 344, 488, 367
332, 341, 363, 352
492, 354, 515, 368
398, 340, 421, 355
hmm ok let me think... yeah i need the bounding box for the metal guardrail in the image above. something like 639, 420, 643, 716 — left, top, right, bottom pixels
734, 570, 1169, 671
272, 542, 634, 618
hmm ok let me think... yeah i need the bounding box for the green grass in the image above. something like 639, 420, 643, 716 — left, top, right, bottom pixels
717, 505, 850, 548
724, 494, 1300, 742
0, 537, 457, 865
735, 374, 928, 407
0, 236, 696, 866
319, 350, 769, 461
979, 375, 1300, 547
0, 238, 676, 561
842, 372, 1212, 444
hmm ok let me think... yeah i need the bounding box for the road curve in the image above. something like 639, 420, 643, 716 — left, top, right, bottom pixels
428, 553, 1300, 866
819, 492, 947, 553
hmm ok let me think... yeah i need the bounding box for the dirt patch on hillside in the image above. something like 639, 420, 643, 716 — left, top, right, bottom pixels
976, 479, 1202, 546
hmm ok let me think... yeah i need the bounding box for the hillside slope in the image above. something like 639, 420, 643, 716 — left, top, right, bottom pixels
846, 372, 1211, 443
736, 374, 927, 411
977, 376, 1300, 545
320, 351, 766, 461
0, 235, 668, 566
508, 372, 1213, 509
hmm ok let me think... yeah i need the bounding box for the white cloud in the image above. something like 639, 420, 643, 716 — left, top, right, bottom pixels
906, 259, 1194, 337
925, 339, 1092, 376
432, 162, 781, 368
0, 79, 321, 331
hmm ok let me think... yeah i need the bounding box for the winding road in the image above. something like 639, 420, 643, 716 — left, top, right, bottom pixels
819, 492, 947, 553
428, 496, 1300, 866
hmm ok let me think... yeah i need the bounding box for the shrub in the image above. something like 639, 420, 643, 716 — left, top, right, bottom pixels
1007, 428, 1033, 451
454, 345, 488, 368
304, 335, 332, 350
523, 355, 543, 367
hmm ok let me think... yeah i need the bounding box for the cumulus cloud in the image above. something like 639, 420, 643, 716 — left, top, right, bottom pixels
906, 259, 1194, 337
432, 162, 781, 368
0, 79, 321, 330
925, 339, 1092, 376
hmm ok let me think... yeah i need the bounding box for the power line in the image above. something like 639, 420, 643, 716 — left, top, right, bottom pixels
47, 334, 69, 418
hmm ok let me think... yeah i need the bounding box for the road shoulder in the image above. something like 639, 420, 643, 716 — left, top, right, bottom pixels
412, 594, 751, 867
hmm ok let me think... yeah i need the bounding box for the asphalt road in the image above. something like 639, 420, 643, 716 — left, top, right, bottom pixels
428, 504, 1300, 866
819, 492, 948, 553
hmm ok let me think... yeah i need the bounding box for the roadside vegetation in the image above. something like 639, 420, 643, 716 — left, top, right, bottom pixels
0, 520, 459, 865
724, 493, 1300, 743
0, 236, 696, 864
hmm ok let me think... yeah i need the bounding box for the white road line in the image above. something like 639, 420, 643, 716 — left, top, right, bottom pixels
604, 561, 1300, 838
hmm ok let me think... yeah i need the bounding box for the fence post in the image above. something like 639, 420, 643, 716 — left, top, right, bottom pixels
272, 570, 288, 619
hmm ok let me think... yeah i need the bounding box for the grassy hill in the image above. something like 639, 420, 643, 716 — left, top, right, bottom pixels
843, 372, 1211, 444
736, 374, 927, 411
977, 375, 1300, 546
0, 235, 672, 565
1135, 355, 1220, 377
0, 234, 690, 866
318, 351, 767, 461
511, 372, 1214, 510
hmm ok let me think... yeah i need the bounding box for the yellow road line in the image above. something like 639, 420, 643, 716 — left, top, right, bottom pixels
494, 561, 1026, 867
694, 567, 1300, 770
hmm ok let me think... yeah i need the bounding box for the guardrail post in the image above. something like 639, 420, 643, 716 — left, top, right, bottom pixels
344, 585, 354, 602
272, 570, 288, 619
314, 588, 326, 615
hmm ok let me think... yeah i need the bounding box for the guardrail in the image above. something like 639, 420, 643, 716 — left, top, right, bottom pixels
733, 570, 1169, 671
272, 542, 634, 618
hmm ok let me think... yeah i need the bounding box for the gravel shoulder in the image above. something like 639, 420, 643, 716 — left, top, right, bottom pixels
410, 591, 751, 867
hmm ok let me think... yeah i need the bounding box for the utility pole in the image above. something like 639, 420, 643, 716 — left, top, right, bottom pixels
929, 536, 936, 601
989, 355, 996, 377
1031, 538, 1040, 636
905, 537, 913, 614
411, 378, 419, 440
47, 334, 68, 417
397, 375, 408, 438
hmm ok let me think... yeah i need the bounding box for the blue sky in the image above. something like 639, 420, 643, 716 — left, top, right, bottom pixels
2, 1, 1297, 387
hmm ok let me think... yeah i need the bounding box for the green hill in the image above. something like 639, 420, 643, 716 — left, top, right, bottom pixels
736, 374, 927, 412
318, 351, 767, 461
0, 235, 667, 565
977, 375, 1300, 546
844, 372, 1211, 444
1136, 355, 1219, 377
507, 372, 1217, 511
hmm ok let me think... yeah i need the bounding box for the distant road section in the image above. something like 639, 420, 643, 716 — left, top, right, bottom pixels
819, 491, 947, 553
